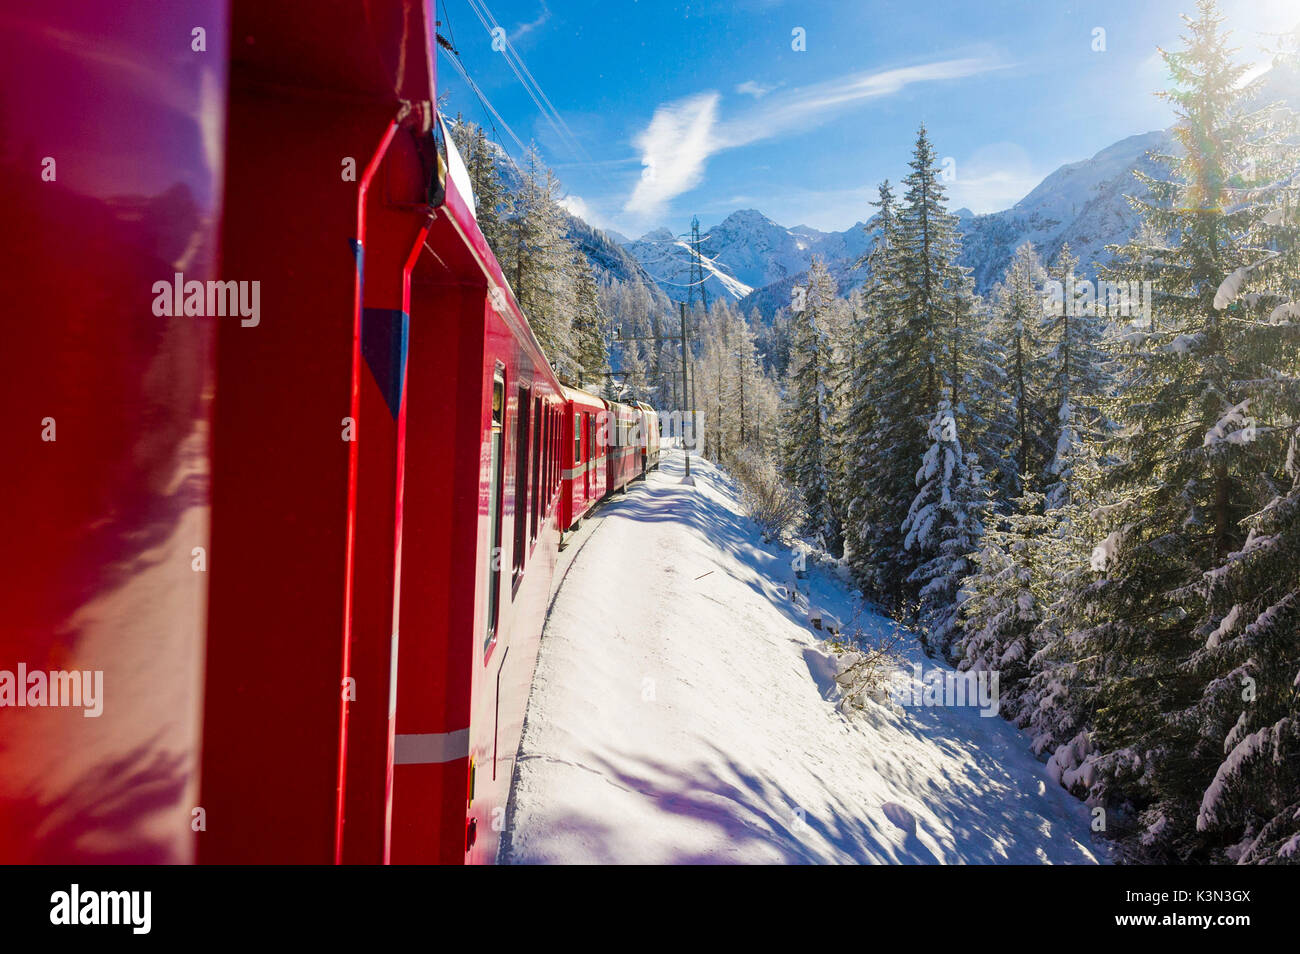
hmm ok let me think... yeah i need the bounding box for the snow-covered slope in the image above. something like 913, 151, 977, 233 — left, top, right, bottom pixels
621, 221, 758, 303
623, 209, 874, 309
504, 451, 1105, 864
956, 131, 1169, 292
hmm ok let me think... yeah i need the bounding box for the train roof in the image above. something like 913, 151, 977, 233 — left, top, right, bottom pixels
563, 385, 606, 410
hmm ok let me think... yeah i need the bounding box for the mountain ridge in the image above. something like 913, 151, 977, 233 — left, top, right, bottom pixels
620, 129, 1170, 319
613, 61, 1299, 318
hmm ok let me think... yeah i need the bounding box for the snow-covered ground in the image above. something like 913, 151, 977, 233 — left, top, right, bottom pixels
504, 450, 1105, 864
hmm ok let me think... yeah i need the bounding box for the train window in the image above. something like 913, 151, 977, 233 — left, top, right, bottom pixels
547, 407, 555, 496
513, 384, 530, 577
541, 407, 550, 506
587, 412, 595, 461
485, 367, 505, 652
531, 395, 542, 543
574, 412, 582, 464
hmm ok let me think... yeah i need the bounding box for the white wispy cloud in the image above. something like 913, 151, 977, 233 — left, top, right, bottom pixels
511, 3, 551, 42
625, 91, 721, 216
624, 57, 1006, 218
735, 80, 777, 98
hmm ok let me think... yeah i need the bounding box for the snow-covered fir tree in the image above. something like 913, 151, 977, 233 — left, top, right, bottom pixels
841, 182, 903, 585
571, 256, 608, 383
893, 125, 969, 415
499, 148, 577, 375
956, 492, 1058, 704
1014, 433, 1111, 756
987, 243, 1052, 499
845, 129, 983, 603
1180, 136, 1300, 862
1189, 425, 1300, 863
901, 398, 987, 658
449, 117, 509, 254
781, 256, 843, 551
1056, 0, 1300, 860
1033, 243, 1114, 509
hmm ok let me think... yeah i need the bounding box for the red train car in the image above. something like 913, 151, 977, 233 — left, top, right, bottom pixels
604, 399, 644, 495
0, 0, 224, 864
560, 386, 609, 530
0, 0, 568, 865
636, 402, 662, 475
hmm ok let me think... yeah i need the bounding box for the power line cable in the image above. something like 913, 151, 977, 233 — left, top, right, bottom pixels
461, 0, 610, 184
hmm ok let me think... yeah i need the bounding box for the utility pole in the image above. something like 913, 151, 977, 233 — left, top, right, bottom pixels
680, 301, 691, 478
687, 215, 709, 314
737, 349, 746, 447
686, 216, 704, 446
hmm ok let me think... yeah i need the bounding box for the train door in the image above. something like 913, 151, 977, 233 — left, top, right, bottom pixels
572, 409, 582, 512
513, 384, 530, 579
586, 412, 596, 497
530, 394, 542, 545
485, 367, 505, 652
606, 412, 616, 492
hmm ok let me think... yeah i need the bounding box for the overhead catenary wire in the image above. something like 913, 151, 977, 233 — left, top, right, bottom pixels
635, 229, 727, 291
460, 0, 612, 186
462, 0, 588, 161
438, 41, 528, 155
444, 3, 709, 299
438, 0, 529, 157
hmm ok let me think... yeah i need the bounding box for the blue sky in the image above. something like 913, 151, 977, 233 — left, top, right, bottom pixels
436, 0, 1297, 237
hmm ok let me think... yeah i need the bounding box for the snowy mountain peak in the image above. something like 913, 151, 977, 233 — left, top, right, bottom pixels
611, 68, 1297, 317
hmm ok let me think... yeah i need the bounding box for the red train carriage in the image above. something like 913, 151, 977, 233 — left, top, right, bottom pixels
0, 0, 225, 864
604, 399, 645, 494
0, 0, 568, 865
560, 386, 608, 530
635, 402, 662, 475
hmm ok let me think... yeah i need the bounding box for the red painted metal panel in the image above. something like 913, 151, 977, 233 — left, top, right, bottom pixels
0, 0, 227, 864
391, 277, 481, 864
339, 136, 432, 864
199, 20, 399, 862
562, 386, 607, 528
604, 400, 644, 494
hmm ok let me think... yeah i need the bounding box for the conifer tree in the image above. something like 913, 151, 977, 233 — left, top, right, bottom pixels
1035, 243, 1113, 509
571, 256, 608, 382
988, 243, 1052, 499
1190, 426, 1300, 863
449, 118, 509, 253
849, 129, 981, 602
957, 512, 1035, 685
501, 148, 577, 374
901, 398, 987, 657
1063, 0, 1299, 859
782, 257, 842, 550
842, 182, 906, 589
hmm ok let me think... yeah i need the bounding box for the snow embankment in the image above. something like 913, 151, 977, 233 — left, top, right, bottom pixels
504, 451, 1103, 864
